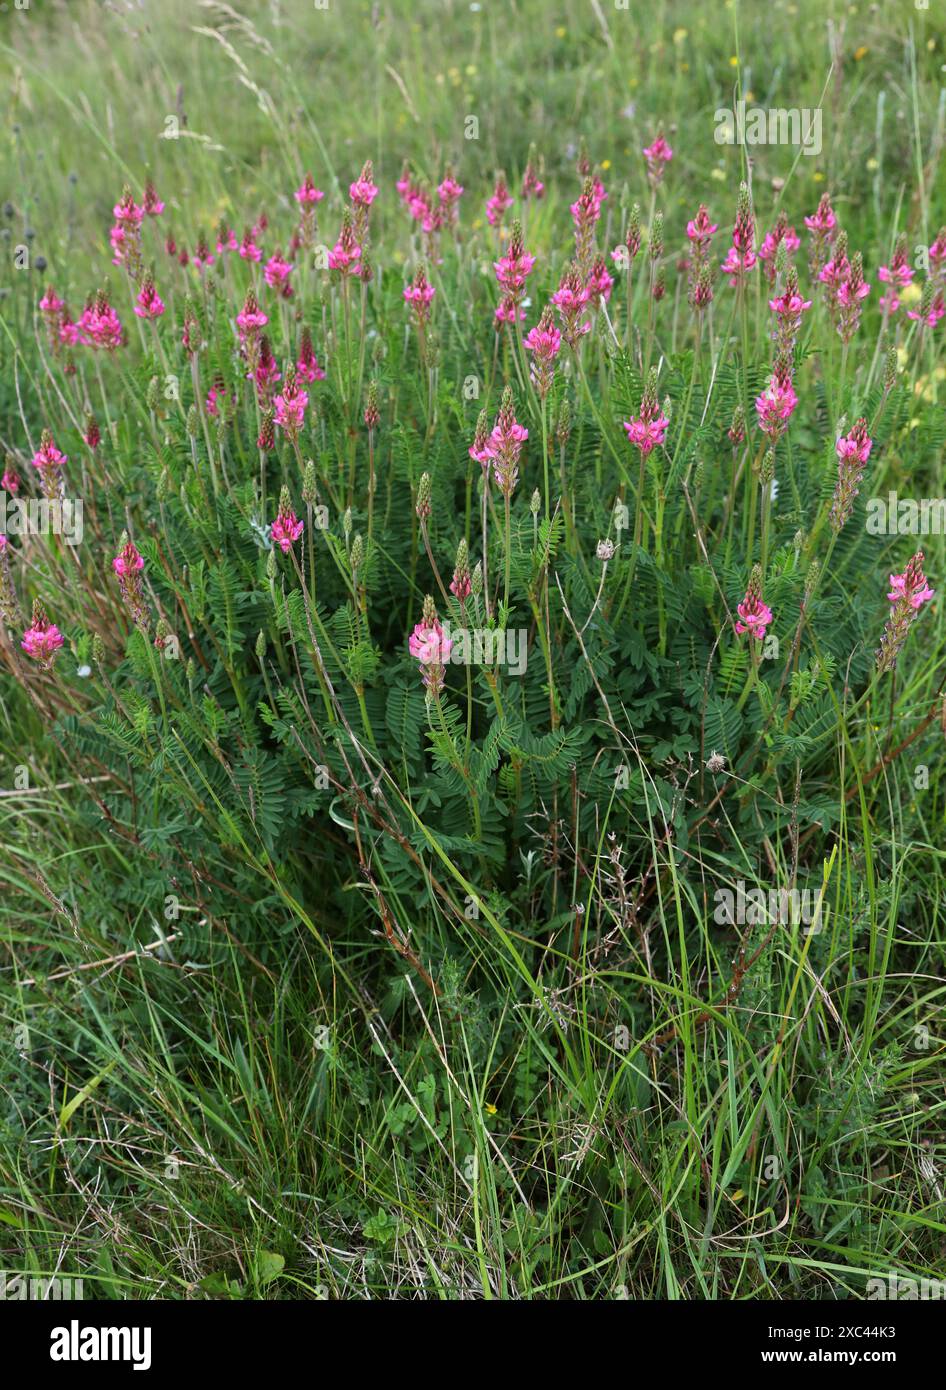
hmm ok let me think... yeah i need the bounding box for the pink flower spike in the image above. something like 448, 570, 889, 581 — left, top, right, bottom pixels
273, 380, 308, 439
264, 250, 294, 298
686, 205, 718, 247
112, 541, 145, 578
295, 174, 325, 205
643, 133, 673, 187
735, 582, 773, 641
134, 275, 165, 320
21, 604, 64, 667
271, 504, 304, 554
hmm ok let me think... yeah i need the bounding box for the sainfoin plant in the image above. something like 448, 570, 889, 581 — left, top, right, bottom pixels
1, 7, 945, 1303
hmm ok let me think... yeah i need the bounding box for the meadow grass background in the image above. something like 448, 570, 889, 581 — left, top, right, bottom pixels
0, 0, 944, 1300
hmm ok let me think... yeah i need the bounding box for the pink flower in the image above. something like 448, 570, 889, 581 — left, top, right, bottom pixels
524, 312, 562, 361
437, 172, 464, 231
804, 196, 836, 236
2, 468, 21, 495
21, 606, 64, 666
206, 383, 227, 417
837, 278, 870, 307
236, 291, 268, 341
643, 133, 673, 186
134, 276, 165, 319
877, 551, 934, 674
409, 619, 453, 666
112, 537, 149, 627
887, 566, 934, 610
296, 328, 326, 383
193, 234, 215, 271
328, 217, 362, 275
295, 174, 324, 205
39, 287, 65, 316
249, 336, 282, 399
274, 381, 308, 438
721, 245, 757, 285
469, 411, 493, 469
78, 292, 124, 350
112, 541, 145, 578
878, 261, 912, 288
31, 431, 68, 472
489, 387, 527, 496
735, 583, 773, 641
494, 247, 536, 293
755, 371, 798, 440
494, 295, 525, 325
836, 419, 873, 465
271, 504, 304, 553
758, 216, 800, 280
624, 371, 668, 457
584, 255, 614, 307
524, 306, 561, 397
239, 227, 262, 262
687, 205, 718, 247
264, 251, 294, 298
404, 266, 435, 326
216, 224, 238, 254
624, 415, 669, 455
112, 189, 144, 228
769, 288, 812, 319
722, 186, 757, 287
907, 293, 946, 328
819, 250, 850, 294
830, 418, 873, 533
486, 176, 513, 228
522, 162, 544, 201
409, 605, 453, 696
552, 265, 592, 348
350, 174, 379, 207
836, 253, 870, 343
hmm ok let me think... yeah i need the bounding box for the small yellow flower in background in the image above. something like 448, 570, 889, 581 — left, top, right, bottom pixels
601, 158, 611, 170
680, 62, 690, 73
813, 170, 825, 181
555, 25, 567, 38
901, 282, 922, 307
729, 55, 739, 67
465, 64, 477, 76
744, 90, 755, 102
484, 1102, 497, 1115
435, 72, 444, 85
711, 167, 726, 181
854, 45, 869, 61
673, 27, 688, 43
866, 157, 879, 171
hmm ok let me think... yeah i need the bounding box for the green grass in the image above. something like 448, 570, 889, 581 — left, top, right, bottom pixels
0, 0, 944, 1301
